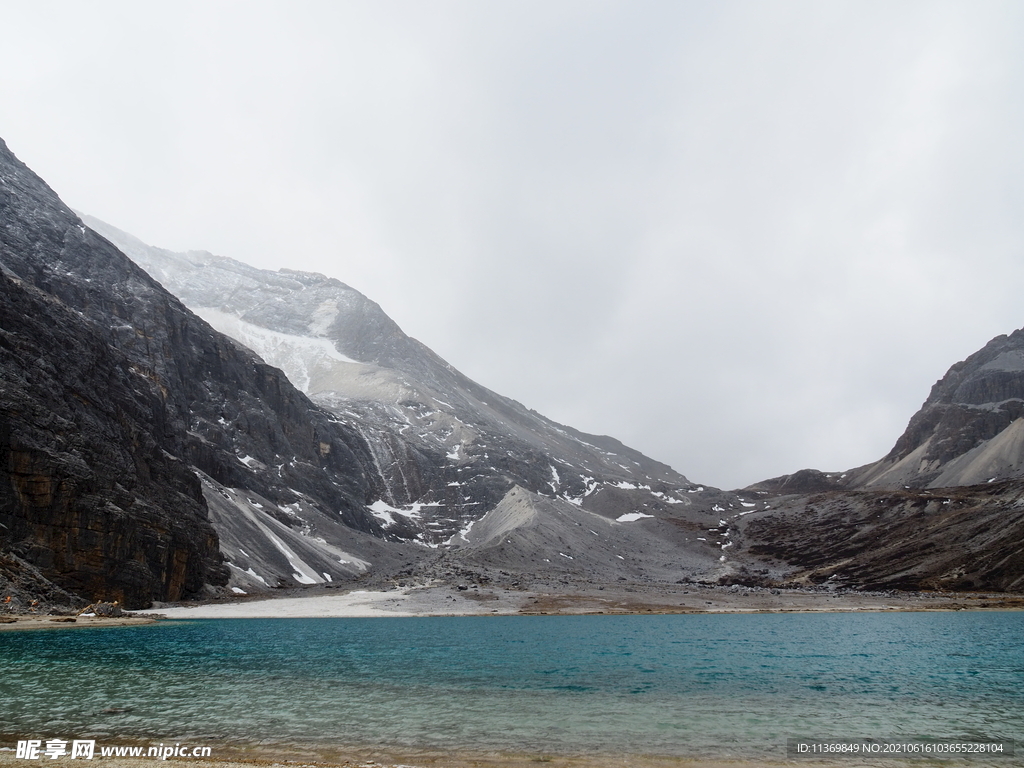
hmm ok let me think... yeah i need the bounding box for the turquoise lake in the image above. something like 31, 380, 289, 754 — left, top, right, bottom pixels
2, 612, 1022, 761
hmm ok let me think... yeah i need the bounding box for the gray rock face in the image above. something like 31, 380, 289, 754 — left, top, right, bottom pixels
851, 329, 1024, 489
0, 138, 408, 607
736, 327, 1024, 594
84, 217, 737, 554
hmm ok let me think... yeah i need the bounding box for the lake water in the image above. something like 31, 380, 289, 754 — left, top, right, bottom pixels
2, 612, 1022, 762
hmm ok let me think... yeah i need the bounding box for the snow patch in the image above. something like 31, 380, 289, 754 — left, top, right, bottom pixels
308, 299, 339, 336
650, 491, 685, 504
226, 562, 269, 586
194, 307, 360, 393
616, 512, 654, 522
367, 499, 443, 525
447, 518, 477, 545
549, 464, 560, 493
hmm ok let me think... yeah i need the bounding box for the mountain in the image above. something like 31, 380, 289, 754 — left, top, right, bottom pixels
750, 329, 1024, 494
734, 328, 1024, 593
83, 217, 755, 592
1, 136, 753, 610
849, 329, 1024, 489
15, 134, 1015, 606
84, 216, 696, 509
0, 138, 416, 608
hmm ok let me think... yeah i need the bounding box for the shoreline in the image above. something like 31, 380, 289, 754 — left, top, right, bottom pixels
143, 583, 1024, 619
2, 584, 1023, 627
0, 615, 160, 631
3, 584, 1021, 628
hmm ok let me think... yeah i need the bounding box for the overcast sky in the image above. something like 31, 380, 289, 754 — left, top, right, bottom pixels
2, 1, 1023, 489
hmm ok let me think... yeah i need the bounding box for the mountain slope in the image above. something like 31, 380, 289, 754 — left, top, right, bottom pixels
851, 329, 1024, 489
1, 138, 419, 607
84, 218, 742, 557
2, 140, 747, 608
735, 326, 1024, 592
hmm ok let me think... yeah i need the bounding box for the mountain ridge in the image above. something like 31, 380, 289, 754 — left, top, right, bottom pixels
1, 140, 750, 610
746, 326, 1024, 494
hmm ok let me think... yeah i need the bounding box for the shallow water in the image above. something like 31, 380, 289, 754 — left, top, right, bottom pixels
1, 612, 1021, 760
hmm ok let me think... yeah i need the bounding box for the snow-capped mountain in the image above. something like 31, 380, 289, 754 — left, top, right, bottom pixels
0, 127, 758, 610
84, 217, 744, 564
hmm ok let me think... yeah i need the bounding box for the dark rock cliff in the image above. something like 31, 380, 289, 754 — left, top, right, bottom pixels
0, 138, 391, 607
0, 267, 223, 606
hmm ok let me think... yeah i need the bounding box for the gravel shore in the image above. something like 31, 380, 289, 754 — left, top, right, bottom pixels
3, 584, 1020, 627
144, 582, 1024, 619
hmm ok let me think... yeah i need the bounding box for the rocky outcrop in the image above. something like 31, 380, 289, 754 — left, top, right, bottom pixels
742, 468, 851, 496
0, 254, 225, 607
849, 330, 1024, 489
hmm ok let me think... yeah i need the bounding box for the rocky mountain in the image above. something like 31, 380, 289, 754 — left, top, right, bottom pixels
11, 133, 1017, 606
0, 138, 418, 608
849, 329, 1024, 489
749, 329, 1024, 494
734, 328, 1024, 593
83, 216, 754, 593
1, 137, 753, 610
